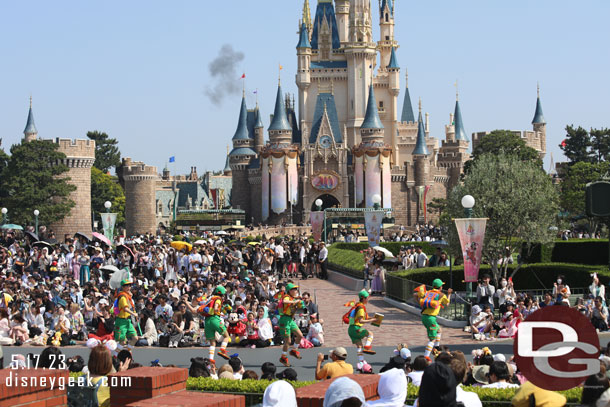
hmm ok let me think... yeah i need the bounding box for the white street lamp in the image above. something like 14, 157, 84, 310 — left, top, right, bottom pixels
315, 199, 323, 210
371, 194, 382, 209
33, 209, 40, 235
1, 208, 6, 215
461, 195, 475, 209
104, 201, 112, 212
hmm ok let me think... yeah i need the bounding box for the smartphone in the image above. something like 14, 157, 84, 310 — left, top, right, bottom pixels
323, 355, 329, 361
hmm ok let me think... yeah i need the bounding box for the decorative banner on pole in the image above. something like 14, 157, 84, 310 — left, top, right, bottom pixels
101, 213, 117, 245
417, 186, 431, 223
310, 212, 325, 242
364, 210, 384, 248
454, 218, 488, 283
423, 185, 431, 223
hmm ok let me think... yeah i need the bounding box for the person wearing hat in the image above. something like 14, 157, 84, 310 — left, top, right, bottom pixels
347, 289, 377, 366
199, 285, 231, 362
414, 278, 452, 359
113, 279, 139, 346
278, 283, 304, 367
315, 346, 353, 380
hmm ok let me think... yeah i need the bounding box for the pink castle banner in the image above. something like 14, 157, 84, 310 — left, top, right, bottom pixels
364, 210, 384, 247
365, 156, 381, 208
262, 158, 269, 220
271, 156, 287, 214
455, 218, 487, 283
310, 212, 325, 242
355, 156, 364, 205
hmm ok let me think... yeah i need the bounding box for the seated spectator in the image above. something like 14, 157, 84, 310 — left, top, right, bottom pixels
511, 380, 566, 407
306, 313, 324, 347
276, 367, 297, 381
469, 305, 493, 340
88, 344, 113, 407
407, 355, 428, 386
495, 278, 515, 313
136, 310, 157, 346
552, 275, 571, 305
189, 357, 212, 378
380, 346, 411, 373
218, 364, 234, 380
581, 373, 610, 407
301, 292, 318, 315
448, 357, 482, 407
365, 368, 407, 406
316, 347, 354, 380
482, 361, 518, 388
242, 370, 258, 380
538, 292, 554, 308
262, 380, 297, 407
324, 377, 365, 407
591, 296, 609, 332
229, 357, 245, 380
260, 362, 276, 380
415, 362, 458, 407
498, 311, 519, 339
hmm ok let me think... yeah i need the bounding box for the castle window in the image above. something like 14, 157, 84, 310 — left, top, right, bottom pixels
385, 13, 389, 22
385, 35, 390, 41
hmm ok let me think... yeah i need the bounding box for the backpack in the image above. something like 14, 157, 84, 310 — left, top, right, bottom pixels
198, 296, 220, 317
342, 304, 364, 325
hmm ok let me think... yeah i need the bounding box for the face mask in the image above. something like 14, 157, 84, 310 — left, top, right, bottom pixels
557, 279, 562, 284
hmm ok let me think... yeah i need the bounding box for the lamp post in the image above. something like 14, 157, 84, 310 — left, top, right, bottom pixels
1, 208, 7, 225
33, 210, 39, 236
371, 194, 382, 210
461, 195, 475, 301
315, 199, 325, 243
104, 201, 112, 213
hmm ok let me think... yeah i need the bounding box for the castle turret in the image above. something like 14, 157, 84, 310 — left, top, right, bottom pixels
361, 84, 384, 142
296, 22, 312, 125
413, 100, 429, 187
23, 97, 38, 142
302, 0, 312, 36
387, 47, 400, 96
532, 83, 547, 158
378, 0, 397, 69
122, 158, 158, 236
253, 105, 265, 154
335, 0, 350, 44
268, 84, 293, 144
229, 94, 256, 217
439, 89, 470, 189
401, 71, 415, 123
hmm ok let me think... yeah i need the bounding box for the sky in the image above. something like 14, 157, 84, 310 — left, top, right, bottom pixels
0, 1, 608, 175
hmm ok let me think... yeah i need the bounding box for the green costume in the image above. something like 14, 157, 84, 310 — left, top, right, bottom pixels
204, 286, 228, 341
114, 279, 137, 342
348, 289, 370, 344
279, 283, 300, 338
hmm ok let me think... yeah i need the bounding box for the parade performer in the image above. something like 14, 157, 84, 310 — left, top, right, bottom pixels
414, 278, 452, 359
113, 279, 138, 346
344, 289, 377, 366
198, 285, 231, 362
279, 283, 304, 367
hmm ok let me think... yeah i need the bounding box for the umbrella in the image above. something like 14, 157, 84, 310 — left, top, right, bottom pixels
373, 246, 394, 258
194, 240, 207, 245
92, 232, 112, 247
32, 241, 54, 250
25, 231, 39, 242
232, 241, 246, 247
116, 244, 135, 258
0, 224, 23, 230
248, 241, 260, 246
44, 238, 58, 245
109, 268, 131, 290
171, 241, 193, 252
74, 232, 91, 242
429, 240, 449, 248
100, 265, 120, 274
215, 231, 228, 235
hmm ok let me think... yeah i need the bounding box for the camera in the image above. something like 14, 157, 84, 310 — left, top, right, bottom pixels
323, 354, 329, 361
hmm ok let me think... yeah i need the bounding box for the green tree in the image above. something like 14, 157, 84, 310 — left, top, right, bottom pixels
427, 198, 448, 221
590, 128, 610, 163
560, 125, 592, 164
87, 131, 121, 173
463, 130, 542, 175
0, 140, 9, 201
3, 140, 76, 226
447, 153, 559, 282
91, 167, 126, 227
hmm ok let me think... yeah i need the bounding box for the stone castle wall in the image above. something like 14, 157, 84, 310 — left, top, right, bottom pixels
49, 138, 95, 240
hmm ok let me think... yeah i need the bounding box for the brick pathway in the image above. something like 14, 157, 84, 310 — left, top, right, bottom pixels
296, 278, 473, 348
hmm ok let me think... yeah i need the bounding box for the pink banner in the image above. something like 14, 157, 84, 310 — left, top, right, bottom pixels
262, 158, 269, 220
288, 156, 298, 205
382, 155, 392, 209
455, 218, 487, 283
365, 155, 381, 208
364, 210, 384, 248
310, 212, 325, 242
355, 156, 364, 205
271, 156, 287, 214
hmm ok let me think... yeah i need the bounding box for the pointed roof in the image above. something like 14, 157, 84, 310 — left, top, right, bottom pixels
413, 101, 429, 155
232, 96, 249, 140
401, 73, 415, 123
310, 93, 342, 143
387, 47, 399, 69
23, 98, 38, 136
361, 85, 384, 130
311, 0, 340, 50
268, 85, 292, 131
532, 86, 545, 124
297, 22, 311, 49
223, 153, 232, 173
380, 0, 394, 15
453, 100, 468, 141
302, 0, 312, 33
254, 106, 264, 128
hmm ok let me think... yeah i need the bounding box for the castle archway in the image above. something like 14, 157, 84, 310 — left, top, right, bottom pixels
311, 194, 341, 211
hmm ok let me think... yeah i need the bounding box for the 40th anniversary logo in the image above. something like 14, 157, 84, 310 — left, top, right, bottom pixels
514, 306, 600, 391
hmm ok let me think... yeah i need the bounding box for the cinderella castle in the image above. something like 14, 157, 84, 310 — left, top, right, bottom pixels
228, 0, 546, 227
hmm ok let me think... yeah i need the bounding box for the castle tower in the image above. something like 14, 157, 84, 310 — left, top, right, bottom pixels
439, 89, 470, 189
296, 22, 312, 126
413, 100, 429, 190
229, 93, 256, 218
401, 71, 415, 123
253, 105, 265, 154
335, 0, 350, 44
50, 138, 96, 240
378, 0, 397, 69
122, 158, 158, 236
532, 83, 547, 158
223, 146, 232, 175
23, 97, 38, 143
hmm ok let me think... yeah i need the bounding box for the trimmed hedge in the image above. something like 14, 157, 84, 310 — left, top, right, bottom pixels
328, 246, 365, 279
390, 262, 608, 291
523, 239, 609, 265
185, 378, 583, 407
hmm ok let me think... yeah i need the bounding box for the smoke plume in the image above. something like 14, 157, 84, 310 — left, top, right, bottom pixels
205, 44, 245, 105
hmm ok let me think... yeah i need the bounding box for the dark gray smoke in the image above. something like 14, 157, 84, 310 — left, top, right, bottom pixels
205, 44, 245, 105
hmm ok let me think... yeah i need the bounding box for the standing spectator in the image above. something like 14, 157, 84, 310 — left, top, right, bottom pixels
428, 248, 442, 268
317, 242, 328, 280
415, 246, 428, 268
476, 274, 495, 311
553, 275, 571, 305
495, 278, 515, 313
590, 273, 606, 307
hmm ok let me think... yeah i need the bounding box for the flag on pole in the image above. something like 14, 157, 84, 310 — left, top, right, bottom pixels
240, 73, 245, 79
279, 64, 283, 70
561, 139, 567, 148
253, 90, 258, 94
169, 156, 175, 163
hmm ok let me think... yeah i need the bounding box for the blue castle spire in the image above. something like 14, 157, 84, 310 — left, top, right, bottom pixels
23, 96, 38, 137
268, 85, 291, 132
454, 100, 467, 141
361, 84, 384, 130
413, 100, 429, 155
532, 84, 546, 124
232, 95, 249, 140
